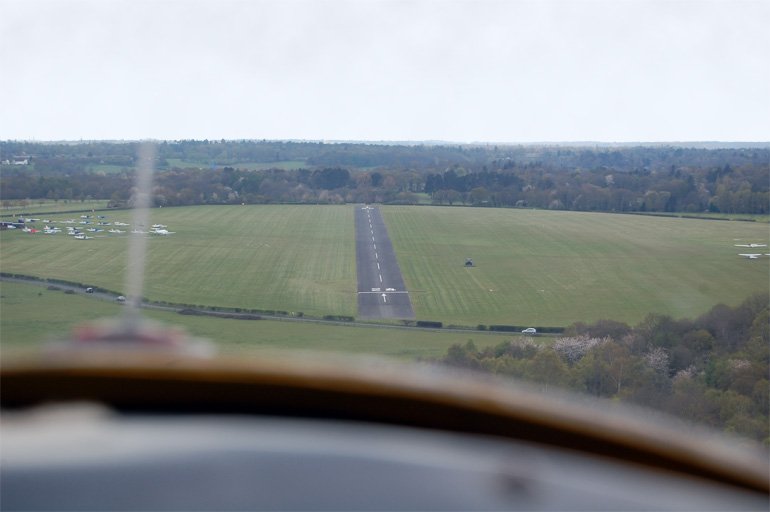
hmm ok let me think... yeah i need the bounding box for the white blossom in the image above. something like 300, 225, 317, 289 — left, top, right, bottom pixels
553, 335, 609, 364
644, 346, 669, 373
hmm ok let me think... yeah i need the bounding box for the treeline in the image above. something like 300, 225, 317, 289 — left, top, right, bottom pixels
1, 141, 768, 214
436, 294, 769, 445
425, 162, 769, 213
0, 166, 424, 207
3, 140, 768, 172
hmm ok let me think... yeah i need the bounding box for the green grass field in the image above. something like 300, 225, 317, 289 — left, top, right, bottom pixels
2, 204, 768, 330
85, 164, 132, 174
0, 200, 110, 215
1, 205, 356, 317
627, 212, 770, 223
0, 281, 506, 359
383, 206, 769, 326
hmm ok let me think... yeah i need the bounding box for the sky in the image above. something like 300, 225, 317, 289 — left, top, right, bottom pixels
1, 0, 768, 142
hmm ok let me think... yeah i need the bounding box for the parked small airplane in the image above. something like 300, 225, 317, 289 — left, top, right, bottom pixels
738, 253, 763, 259
74, 234, 93, 240
734, 243, 767, 248
150, 228, 174, 235
108, 229, 126, 233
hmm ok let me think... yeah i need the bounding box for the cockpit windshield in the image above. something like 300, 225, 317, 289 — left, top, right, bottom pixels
1, 1, 768, 510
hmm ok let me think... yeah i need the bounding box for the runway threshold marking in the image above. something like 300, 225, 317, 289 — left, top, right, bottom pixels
358, 291, 409, 294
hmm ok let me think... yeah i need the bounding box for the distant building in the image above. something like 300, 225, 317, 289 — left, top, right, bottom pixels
2, 156, 31, 165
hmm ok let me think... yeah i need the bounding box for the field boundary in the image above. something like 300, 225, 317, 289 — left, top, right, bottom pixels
0, 274, 565, 336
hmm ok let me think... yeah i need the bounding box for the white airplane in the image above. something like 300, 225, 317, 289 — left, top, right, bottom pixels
74, 234, 93, 240
738, 253, 763, 259
152, 224, 167, 229
150, 228, 174, 235
734, 243, 767, 248
114, 222, 130, 226
108, 229, 125, 233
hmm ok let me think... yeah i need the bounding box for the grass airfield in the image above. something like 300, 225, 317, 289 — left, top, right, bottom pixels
1, 204, 768, 330
385, 206, 769, 325
0, 281, 506, 358
1, 205, 356, 318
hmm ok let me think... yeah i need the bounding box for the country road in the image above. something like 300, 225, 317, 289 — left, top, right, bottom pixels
3, 276, 538, 337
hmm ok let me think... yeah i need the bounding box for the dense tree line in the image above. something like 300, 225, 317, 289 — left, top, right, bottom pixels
436, 294, 769, 445
1, 141, 768, 214
4, 139, 767, 172
425, 162, 769, 213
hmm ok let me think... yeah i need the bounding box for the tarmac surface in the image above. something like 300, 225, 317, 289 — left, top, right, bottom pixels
355, 205, 415, 320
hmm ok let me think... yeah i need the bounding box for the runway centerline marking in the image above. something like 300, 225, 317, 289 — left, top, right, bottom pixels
355, 205, 415, 320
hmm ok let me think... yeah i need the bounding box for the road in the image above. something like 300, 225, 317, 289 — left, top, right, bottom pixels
355, 205, 415, 320
2, 276, 559, 337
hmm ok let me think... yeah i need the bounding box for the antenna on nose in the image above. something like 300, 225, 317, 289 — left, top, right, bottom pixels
48, 141, 213, 356
122, 141, 155, 331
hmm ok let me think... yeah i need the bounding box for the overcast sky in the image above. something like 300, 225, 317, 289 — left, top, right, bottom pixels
1, 0, 768, 142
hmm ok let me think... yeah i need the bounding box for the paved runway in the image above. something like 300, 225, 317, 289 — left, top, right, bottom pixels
355, 205, 415, 319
